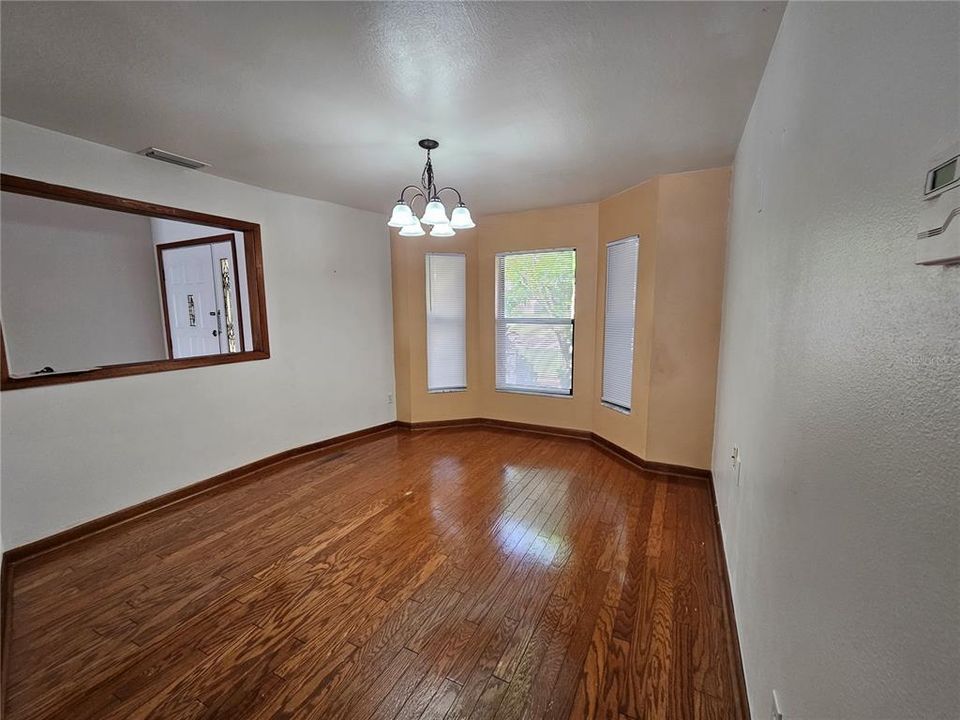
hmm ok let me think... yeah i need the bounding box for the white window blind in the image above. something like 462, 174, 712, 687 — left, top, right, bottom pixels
495, 249, 576, 395
425, 253, 467, 392
601, 236, 639, 411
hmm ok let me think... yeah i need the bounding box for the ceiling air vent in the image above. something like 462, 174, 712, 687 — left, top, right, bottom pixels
138, 147, 209, 170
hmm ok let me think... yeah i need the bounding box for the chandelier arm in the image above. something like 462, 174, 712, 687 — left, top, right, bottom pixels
407, 191, 427, 213
435, 186, 464, 205
397, 185, 423, 203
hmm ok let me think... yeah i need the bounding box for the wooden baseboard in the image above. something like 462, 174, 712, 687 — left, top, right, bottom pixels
2, 420, 400, 567
397, 417, 590, 440
705, 470, 751, 718
0, 555, 10, 714
396, 417, 485, 431
589, 432, 711, 480
399, 417, 710, 479
482, 418, 594, 441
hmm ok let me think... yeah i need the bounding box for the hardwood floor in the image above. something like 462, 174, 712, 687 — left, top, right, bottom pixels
4, 428, 745, 719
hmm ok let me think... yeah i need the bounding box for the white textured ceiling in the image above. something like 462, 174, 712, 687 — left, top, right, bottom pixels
1, 2, 784, 216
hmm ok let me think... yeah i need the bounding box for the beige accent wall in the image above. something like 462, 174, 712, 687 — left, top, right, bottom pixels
391, 228, 481, 423
593, 177, 660, 459
645, 168, 730, 468
390, 167, 729, 470
477, 203, 599, 431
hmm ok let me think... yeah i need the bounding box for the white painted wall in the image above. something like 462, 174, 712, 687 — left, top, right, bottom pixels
1, 192, 167, 372
713, 4, 959, 719
0, 118, 396, 549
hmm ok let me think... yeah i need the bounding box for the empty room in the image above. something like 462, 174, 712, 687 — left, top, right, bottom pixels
0, 2, 956, 719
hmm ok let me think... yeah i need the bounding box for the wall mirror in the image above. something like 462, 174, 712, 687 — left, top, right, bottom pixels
0, 175, 269, 389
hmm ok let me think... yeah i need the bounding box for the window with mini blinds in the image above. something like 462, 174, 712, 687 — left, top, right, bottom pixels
601, 236, 639, 412
425, 253, 467, 392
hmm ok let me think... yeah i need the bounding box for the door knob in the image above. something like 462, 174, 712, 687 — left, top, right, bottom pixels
212, 330, 219, 337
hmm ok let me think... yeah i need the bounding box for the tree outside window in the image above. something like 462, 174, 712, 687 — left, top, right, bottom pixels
495, 249, 576, 395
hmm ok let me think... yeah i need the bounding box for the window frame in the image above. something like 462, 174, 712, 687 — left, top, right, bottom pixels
494, 247, 576, 398
424, 251, 467, 393
0, 174, 270, 391
600, 235, 640, 414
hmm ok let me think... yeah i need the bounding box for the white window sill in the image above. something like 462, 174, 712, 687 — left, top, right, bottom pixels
428, 387, 468, 394
495, 387, 574, 399
601, 401, 631, 415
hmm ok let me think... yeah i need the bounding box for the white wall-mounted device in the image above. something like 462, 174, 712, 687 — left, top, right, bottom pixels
916, 141, 960, 265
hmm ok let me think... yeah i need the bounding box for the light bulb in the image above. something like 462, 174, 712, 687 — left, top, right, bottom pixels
449, 204, 475, 229
421, 199, 449, 226
398, 217, 426, 237
387, 202, 414, 228
430, 223, 456, 238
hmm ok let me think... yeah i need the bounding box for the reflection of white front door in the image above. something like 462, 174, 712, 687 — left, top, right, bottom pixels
160, 240, 240, 358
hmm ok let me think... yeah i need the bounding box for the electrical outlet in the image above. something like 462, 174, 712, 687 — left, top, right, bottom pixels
771, 690, 783, 720
387, 393, 394, 405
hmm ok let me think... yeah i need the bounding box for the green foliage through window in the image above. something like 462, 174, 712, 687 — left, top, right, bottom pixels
496, 249, 576, 394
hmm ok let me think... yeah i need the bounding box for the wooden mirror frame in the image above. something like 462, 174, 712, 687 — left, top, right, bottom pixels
0, 174, 270, 390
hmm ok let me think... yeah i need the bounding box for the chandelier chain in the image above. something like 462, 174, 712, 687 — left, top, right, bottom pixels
421, 150, 436, 198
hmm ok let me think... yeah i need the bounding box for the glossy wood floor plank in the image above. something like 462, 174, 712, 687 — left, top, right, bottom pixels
5, 428, 744, 719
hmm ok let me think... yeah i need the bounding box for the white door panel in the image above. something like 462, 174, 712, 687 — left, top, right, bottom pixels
161, 244, 223, 358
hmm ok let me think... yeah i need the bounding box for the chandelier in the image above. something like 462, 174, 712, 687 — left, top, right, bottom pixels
387, 139, 475, 237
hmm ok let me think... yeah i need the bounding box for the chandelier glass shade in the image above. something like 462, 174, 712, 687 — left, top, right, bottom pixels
421, 200, 449, 226
398, 216, 426, 237
388, 139, 473, 237
450, 204, 475, 229
387, 202, 414, 228
429, 222, 456, 238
